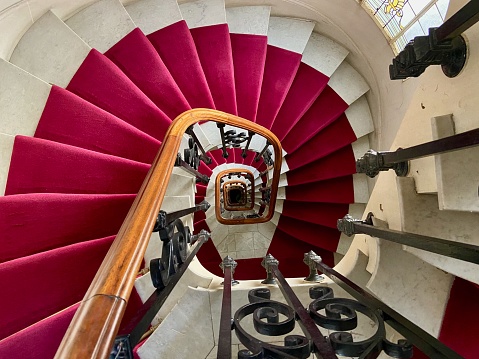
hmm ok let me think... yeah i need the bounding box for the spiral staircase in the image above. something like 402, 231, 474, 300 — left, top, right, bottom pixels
0, 0, 478, 358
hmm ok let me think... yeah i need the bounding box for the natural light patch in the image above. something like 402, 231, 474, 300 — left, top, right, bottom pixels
359, 0, 450, 53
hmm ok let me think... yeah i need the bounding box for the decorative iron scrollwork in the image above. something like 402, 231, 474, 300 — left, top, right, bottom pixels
309, 286, 412, 358
224, 129, 248, 148
232, 285, 413, 359
150, 219, 190, 290
109, 336, 132, 359
234, 288, 311, 359
262, 149, 274, 167
184, 136, 201, 170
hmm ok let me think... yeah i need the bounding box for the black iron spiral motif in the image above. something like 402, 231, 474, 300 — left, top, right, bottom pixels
234, 288, 311, 359
150, 219, 190, 289
232, 286, 413, 358
308, 286, 413, 358
184, 136, 200, 170
224, 129, 248, 148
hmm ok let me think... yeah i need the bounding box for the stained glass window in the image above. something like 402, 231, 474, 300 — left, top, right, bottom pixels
360, 0, 450, 53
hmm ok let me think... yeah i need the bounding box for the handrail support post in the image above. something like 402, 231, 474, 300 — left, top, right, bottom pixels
356, 149, 409, 178
337, 212, 479, 264
303, 251, 324, 282
254, 141, 271, 162
242, 131, 255, 158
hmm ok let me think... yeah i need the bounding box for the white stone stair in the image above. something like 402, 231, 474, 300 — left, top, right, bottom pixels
398, 176, 479, 284
226, 6, 270, 36
267, 17, 314, 54
432, 114, 479, 213
64, 0, 136, 52
124, 0, 183, 35
9, 10, 91, 87
179, 0, 226, 29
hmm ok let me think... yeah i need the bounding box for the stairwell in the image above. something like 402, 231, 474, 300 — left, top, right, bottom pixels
0, 0, 477, 358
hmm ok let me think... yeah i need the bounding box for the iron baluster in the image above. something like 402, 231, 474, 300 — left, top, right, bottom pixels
254, 141, 271, 162
242, 131, 255, 158
217, 256, 238, 359
217, 123, 229, 158
262, 255, 339, 359
312, 255, 464, 359
262, 149, 274, 166
337, 212, 479, 264
186, 125, 212, 164
356, 127, 479, 178
175, 153, 210, 184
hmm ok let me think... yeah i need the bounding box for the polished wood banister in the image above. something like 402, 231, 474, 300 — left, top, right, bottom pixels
54, 109, 282, 359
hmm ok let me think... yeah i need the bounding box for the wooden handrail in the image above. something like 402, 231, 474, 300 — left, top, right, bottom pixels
54, 109, 282, 358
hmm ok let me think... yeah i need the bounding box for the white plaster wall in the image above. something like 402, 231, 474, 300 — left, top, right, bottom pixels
382, 0, 479, 194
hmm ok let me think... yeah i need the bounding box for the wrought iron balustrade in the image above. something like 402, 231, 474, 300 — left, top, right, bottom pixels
213, 253, 465, 359
217, 124, 251, 158
175, 149, 210, 184
110, 201, 212, 358
186, 125, 212, 164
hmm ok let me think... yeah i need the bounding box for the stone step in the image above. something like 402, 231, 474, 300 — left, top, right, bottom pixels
9, 11, 91, 87
267, 17, 314, 54
125, 0, 183, 35
432, 114, 479, 213
226, 6, 270, 36
398, 176, 479, 284
0, 59, 51, 137
65, 0, 136, 53
179, 0, 226, 30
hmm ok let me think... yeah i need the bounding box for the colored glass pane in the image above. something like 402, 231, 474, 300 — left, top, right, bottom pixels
360, 0, 449, 53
